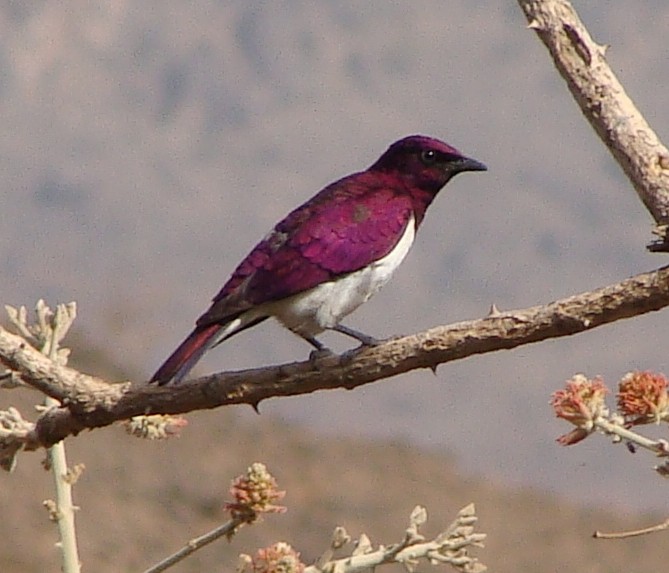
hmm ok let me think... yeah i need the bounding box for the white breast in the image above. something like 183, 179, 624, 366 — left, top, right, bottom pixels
271, 214, 416, 336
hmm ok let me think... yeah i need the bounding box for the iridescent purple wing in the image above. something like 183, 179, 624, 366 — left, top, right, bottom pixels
197, 172, 412, 326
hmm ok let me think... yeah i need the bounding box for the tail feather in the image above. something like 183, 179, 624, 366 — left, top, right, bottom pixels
150, 324, 222, 385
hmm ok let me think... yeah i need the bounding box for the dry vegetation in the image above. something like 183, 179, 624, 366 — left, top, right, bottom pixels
2, 379, 667, 573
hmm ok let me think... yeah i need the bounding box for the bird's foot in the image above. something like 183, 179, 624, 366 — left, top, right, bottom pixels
309, 347, 336, 369
309, 347, 335, 360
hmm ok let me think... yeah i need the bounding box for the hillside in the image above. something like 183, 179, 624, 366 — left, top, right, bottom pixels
2, 389, 665, 572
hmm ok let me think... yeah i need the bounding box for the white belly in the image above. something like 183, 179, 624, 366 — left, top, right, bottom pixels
271, 214, 416, 336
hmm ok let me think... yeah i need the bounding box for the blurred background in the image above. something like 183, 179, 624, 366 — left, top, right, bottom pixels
2, 2, 668, 571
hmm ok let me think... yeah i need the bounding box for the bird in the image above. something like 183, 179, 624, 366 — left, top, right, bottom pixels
151, 135, 486, 385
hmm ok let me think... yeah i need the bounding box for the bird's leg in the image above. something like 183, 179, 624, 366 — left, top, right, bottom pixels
301, 334, 326, 351
331, 324, 381, 346
296, 333, 336, 362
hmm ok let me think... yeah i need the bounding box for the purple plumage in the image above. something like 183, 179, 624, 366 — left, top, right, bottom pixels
151, 135, 486, 385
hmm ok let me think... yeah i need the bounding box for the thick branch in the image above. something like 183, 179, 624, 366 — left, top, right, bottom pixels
0, 332, 128, 406
517, 0, 669, 249
2, 265, 669, 453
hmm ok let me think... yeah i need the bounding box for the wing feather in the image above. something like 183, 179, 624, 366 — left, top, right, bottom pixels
197, 173, 412, 327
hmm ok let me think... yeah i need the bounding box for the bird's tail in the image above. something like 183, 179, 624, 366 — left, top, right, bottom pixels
150, 323, 222, 386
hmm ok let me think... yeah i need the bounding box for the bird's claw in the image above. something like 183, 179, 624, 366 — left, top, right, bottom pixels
309, 347, 336, 366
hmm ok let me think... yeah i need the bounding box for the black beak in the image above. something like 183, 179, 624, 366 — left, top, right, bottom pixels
453, 156, 487, 173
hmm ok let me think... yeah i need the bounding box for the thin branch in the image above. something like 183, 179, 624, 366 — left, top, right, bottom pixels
7, 302, 83, 572
44, 415, 81, 573
0, 325, 128, 404
302, 505, 486, 573
517, 0, 669, 250
593, 517, 669, 539
143, 513, 253, 573
593, 418, 669, 457
1, 264, 669, 457
42, 304, 81, 573
145, 462, 283, 572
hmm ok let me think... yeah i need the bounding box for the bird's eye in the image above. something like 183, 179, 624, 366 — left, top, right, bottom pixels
420, 149, 438, 165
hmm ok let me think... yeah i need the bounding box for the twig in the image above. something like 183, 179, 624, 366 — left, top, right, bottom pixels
302, 504, 486, 573
145, 462, 284, 572
44, 303, 81, 573
552, 373, 669, 476
0, 407, 33, 471
7, 302, 83, 572
593, 518, 669, 539
45, 429, 81, 573
594, 418, 669, 457
143, 513, 253, 573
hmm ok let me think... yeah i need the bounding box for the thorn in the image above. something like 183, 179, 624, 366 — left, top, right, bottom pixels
658, 155, 669, 170
250, 401, 261, 415
487, 303, 501, 317
429, 364, 438, 375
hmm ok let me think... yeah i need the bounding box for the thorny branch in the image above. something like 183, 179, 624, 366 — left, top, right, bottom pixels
517, 0, 669, 250
1, 264, 669, 464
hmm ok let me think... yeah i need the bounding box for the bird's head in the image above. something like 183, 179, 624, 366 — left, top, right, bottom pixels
370, 135, 487, 193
